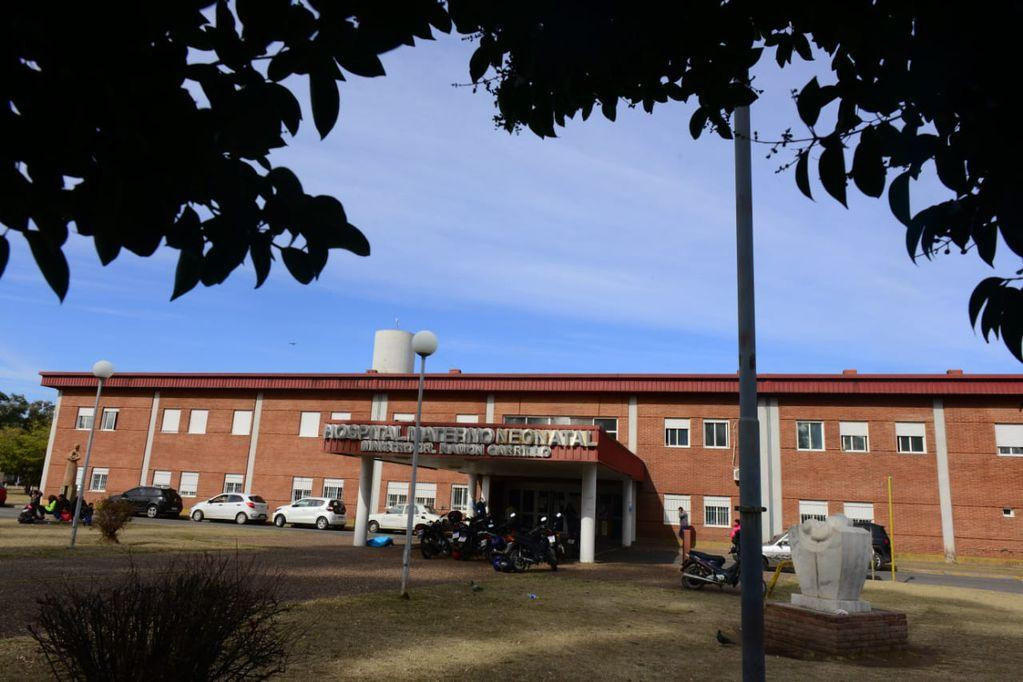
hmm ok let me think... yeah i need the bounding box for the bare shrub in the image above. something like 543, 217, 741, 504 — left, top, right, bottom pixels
28, 555, 295, 681
91, 498, 135, 543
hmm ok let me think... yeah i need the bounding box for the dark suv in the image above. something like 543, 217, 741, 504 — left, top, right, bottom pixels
116, 487, 183, 519
852, 520, 892, 570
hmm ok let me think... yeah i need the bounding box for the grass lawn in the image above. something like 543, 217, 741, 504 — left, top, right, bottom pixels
0, 519, 347, 558
3, 568, 1019, 680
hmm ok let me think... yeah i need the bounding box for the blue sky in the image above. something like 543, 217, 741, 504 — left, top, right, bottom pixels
2, 36, 1020, 401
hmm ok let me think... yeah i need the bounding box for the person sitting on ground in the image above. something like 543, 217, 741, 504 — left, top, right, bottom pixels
56, 494, 72, 522
80, 500, 94, 526
29, 490, 44, 519
44, 495, 59, 520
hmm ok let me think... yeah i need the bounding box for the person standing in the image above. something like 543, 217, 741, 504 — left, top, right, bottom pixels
679, 506, 696, 558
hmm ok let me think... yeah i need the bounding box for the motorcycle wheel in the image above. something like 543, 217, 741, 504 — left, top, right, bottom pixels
509, 547, 529, 573
420, 537, 437, 560
681, 561, 708, 590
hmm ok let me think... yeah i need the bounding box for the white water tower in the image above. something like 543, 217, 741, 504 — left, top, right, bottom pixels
371, 329, 414, 374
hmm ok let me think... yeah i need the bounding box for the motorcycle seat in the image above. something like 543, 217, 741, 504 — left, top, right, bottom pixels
688, 550, 726, 566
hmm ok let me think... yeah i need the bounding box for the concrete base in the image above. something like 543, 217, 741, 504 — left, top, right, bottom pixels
791, 593, 871, 614
765, 602, 908, 658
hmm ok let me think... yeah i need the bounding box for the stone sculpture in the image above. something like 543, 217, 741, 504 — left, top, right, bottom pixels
60, 443, 82, 499
788, 514, 872, 614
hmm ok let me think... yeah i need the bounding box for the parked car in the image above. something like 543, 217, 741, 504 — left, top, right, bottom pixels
761, 532, 792, 570
190, 493, 268, 524
368, 503, 441, 533
115, 486, 183, 518
852, 520, 893, 570
273, 497, 347, 530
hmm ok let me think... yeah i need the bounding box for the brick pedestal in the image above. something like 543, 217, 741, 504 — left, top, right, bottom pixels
765, 602, 908, 658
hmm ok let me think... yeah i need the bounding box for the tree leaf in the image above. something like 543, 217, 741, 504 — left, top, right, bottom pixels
792, 33, 814, 61
888, 171, 911, 226
469, 44, 490, 82
795, 150, 813, 200
688, 107, 708, 139
336, 51, 386, 78
0, 234, 8, 278
281, 246, 314, 284
969, 277, 1003, 328
1001, 288, 1023, 362
171, 249, 202, 300
818, 137, 847, 207
796, 77, 822, 127
24, 232, 69, 301
973, 222, 997, 266
601, 98, 617, 122
309, 67, 339, 139
980, 285, 1002, 341
851, 127, 885, 198
250, 235, 272, 289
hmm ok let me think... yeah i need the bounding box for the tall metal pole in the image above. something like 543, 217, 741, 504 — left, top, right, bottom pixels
887, 475, 896, 582
399, 353, 428, 597
69, 378, 104, 549
734, 102, 765, 680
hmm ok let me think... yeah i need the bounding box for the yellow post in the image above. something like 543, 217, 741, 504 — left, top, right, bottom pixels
887, 475, 896, 581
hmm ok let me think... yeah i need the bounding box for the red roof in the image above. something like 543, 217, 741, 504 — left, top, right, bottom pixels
37, 371, 1023, 396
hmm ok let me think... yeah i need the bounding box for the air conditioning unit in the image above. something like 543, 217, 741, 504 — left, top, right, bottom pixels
733, 467, 741, 486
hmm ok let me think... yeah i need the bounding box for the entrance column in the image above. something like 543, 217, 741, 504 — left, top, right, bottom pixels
467, 473, 479, 517
621, 478, 633, 547
353, 457, 373, 547
481, 474, 491, 510
580, 463, 598, 563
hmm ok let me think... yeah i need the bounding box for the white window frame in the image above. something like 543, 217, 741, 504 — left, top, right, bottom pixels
299, 412, 320, 438
386, 482, 408, 509
796, 420, 825, 451
161, 408, 181, 433
799, 500, 829, 523
231, 410, 253, 436
456, 414, 480, 424
895, 422, 926, 454
179, 472, 199, 497
187, 409, 209, 435
703, 496, 731, 527
292, 477, 314, 501
152, 470, 172, 488
393, 413, 415, 422
100, 408, 119, 431
840, 421, 870, 453
664, 494, 692, 525
995, 424, 1023, 456
843, 502, 874, 523
703, 420, 730, 449
75, 407, 95, 430
223, 474, 244, 494
330, 411, 351, 421
322, 478, 344, 500
451, 484, 470, 512
89, 467, 109, 492
664, 419, 691, 448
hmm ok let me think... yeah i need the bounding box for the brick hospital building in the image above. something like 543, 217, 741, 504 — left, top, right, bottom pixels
37, 331, 1023, 563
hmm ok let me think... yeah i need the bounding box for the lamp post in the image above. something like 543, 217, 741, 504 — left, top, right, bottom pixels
69, 360, 114, 549
400, 330, 438, 598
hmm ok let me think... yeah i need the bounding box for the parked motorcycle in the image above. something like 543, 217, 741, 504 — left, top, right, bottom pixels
418, 517, 452, 559
680, 547, 765, 594
452, 514, 493, 561
505, 514, 560, 572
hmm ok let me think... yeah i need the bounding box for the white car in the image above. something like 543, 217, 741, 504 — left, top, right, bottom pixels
190, 493, 268, 524
368, 503, 441, 533
273, 497, 347, 530
762, 532, 792, 570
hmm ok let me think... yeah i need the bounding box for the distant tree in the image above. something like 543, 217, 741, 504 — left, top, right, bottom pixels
0, 392, 53, 486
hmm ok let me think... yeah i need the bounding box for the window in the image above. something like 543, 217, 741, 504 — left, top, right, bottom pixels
414, 483, 437, 508
292, 477, 313, 501
386, 482, 436, 509
188, 409, 208, 434
840, 421, 869, 452
330, 411, 351, 421
796, 421, 825, 451
799, 500, 828, 522
232, 410, 253, 435
663, 494, 692, 525
502, 416, 618, 439
75, 466, 85, 489
386, 482, 408, 508
843, 502, 874, 522
322, 478, 344, 500
456, 414, 480, 424
75, 407, 95, 430
179, 472, 199, 497
995, 424, 1023, 456
152, 470, 171, 488
89, 467, 109, 492
895, 422, 926, 453
223, 474, 244, 494
664, 419, 691, 447
394, 413, 415, 422
703, 496, 731, 527
100, 408, 119, 431
299, 412, 320, 438
161, 408, 181, 433
1004, 508, 1016, 519
592, 418, 618, 440
451, 484, 470, 512
703, 420, 729, 448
